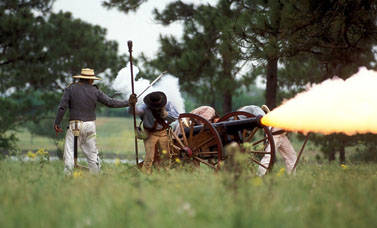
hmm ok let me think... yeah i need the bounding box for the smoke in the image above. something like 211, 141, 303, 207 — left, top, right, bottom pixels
261, 67, 377, 135
153, 74, 185, 113
112, 63, 186, 113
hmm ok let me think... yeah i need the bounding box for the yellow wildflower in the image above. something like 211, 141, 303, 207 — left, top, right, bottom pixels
341, 164, 348, 169
251, 177, 262, 187
175, 158, 181, 163
162, 150, 167, 155
36, 148, 48, 156
27, 151, 36, 159
114, 158, 121, 166
276, 167, 285, 177
73, 170, 83, 179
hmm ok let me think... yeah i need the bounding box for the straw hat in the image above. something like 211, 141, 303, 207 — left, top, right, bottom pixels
143, 91, 167, 110
73, 68, 101, 80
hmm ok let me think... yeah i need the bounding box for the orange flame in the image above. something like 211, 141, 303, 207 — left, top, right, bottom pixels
261, 67, 377, 135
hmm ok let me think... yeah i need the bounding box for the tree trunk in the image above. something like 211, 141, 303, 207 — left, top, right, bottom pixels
209, 80, 216, 109
223, 91, 232, 114
339, 145, 346, 164
265, 58, 278, 109
221, 45, 233, 114
328, 150, 336, 161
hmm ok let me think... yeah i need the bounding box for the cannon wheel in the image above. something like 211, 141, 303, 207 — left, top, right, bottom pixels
218, 111, 276, 173
170, 113, 223, 169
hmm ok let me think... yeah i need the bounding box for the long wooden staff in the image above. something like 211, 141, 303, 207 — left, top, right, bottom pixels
128, 40, 139, 166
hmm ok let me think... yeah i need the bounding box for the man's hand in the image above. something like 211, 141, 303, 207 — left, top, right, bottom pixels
159, 106, 168, 118
128, 93, 138, 106
54, 124, 63, 133
261, 104, 271, 113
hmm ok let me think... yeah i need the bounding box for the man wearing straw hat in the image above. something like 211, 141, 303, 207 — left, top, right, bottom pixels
54, 68, 137, 174
132, 91, 179, 174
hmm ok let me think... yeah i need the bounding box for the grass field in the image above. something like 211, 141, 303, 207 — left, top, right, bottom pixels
0, 160, 376, 228
4, 117, 377, 227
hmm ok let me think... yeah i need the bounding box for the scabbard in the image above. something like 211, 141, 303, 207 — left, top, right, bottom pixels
74, 135, 78, 165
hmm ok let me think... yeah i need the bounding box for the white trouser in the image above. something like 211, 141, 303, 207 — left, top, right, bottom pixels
257, 133, 297, 176
63, 121, 100, 174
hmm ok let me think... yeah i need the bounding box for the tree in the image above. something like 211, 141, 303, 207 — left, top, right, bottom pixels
102, 0, 147, 13
234, 0, 288, 109
233, 0, 377, 163
235, 0, 377, 109
279, 0, 377, 163
280, 0, 377, 78
0, 0, 54, 150
104, 0, 256, 114
0, 0, 125, 150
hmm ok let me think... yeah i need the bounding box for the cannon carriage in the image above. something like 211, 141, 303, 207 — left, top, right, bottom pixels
169, 111, 277, 172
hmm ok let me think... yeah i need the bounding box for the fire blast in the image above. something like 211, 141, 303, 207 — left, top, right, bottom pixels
261, 67, 377, 135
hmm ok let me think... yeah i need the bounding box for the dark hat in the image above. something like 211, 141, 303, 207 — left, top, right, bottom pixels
143, 91, 167, 110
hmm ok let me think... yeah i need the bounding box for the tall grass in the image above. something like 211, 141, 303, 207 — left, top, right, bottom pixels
1, 160, 376, 228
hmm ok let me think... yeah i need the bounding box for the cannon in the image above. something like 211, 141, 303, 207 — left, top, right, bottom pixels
169, 111, 276, 172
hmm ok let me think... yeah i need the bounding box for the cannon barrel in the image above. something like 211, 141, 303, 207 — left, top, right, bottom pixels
182, 115, 264, 136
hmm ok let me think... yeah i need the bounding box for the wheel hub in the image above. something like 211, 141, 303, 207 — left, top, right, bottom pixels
183, 147, 193, 157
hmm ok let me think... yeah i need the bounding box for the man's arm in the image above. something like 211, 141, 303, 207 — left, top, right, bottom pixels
98, 89, 130, 108
128, 103, 145, 117
163, 101, 179, 123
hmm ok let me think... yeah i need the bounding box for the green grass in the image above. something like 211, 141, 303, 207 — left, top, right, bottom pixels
0, 160, 376, 227
95, 117, 145, 157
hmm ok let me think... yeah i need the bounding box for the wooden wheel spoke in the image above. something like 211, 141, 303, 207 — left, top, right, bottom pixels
248, 150, 271, 155
179, 118, 188, 146
193, 156, 215, 169
171, 131, 186, 149
242, 129, 247, 140
252, 136, 268, 146
188, 117, 194, 146
171, 144, 183, 151
191, 124, 206, 146
249, 157, 268, 170
196, 151, 219, 155
193, 136, 215, 151
245, 128, 258, 142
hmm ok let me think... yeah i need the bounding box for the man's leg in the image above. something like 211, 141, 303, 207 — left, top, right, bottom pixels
278, 135, 297, 174
80, 121, 100, 174
256, 147, 271, 176
256, 137, 281, 176
156, 131, 170, 169
63, 125, 75, 174
142, 133, 158, 174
